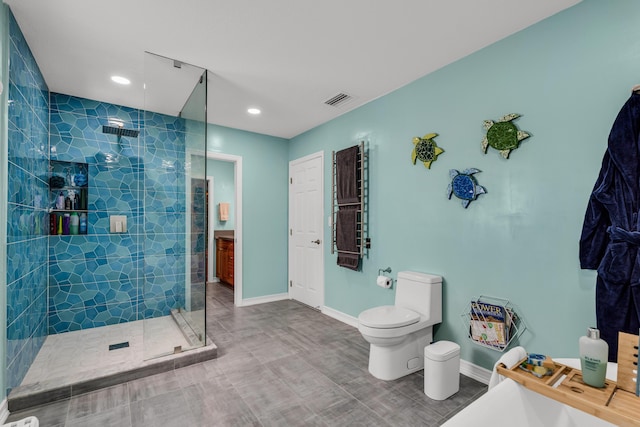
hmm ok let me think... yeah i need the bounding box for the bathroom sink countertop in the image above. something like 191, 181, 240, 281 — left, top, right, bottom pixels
214, 230, 234, 240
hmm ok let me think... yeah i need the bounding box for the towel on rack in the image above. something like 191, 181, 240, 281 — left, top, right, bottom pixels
336, 207, 359, 270
336, 145, 360, 205
219, 202, 229, 221
488, 346, 527, 390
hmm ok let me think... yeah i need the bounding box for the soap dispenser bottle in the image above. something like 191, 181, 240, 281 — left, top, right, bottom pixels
579, 327, 608, 388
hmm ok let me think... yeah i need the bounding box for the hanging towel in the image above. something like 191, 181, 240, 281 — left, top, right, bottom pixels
219, 202, 229, 221
336, 207, 359, 270
336, 145, 360, 204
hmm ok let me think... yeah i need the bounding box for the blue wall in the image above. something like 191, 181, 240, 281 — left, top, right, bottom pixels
208, 158, 235, 230
206, 124, 289, 299
289, 0, 640, 369
5, 9, 49, 391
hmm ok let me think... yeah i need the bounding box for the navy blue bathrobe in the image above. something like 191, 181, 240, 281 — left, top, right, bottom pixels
580, 92, 640, 361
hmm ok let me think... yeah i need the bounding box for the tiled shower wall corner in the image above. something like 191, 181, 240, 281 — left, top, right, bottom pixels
48, 94, 189, 333
6, 10, 49, 391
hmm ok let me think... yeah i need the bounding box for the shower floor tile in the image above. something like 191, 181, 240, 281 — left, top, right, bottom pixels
23, 316, 193, 386
10, 314, 216, 411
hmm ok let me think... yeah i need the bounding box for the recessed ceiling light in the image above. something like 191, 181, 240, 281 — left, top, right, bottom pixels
111, 75, 131, 85
247, 108, 261, 115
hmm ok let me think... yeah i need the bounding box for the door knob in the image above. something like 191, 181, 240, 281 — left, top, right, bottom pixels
311, 239, 321, 244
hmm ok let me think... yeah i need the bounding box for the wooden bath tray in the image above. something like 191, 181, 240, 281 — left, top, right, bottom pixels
496, 332, 640, 427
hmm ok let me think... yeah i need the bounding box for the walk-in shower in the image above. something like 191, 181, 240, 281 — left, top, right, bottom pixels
7, 50, 213, 410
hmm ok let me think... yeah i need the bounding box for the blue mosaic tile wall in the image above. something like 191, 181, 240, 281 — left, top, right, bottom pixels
48, 93, 142, 333
141, 110, 188, 318
6, 10, 49, 391
48, 94, 190, 334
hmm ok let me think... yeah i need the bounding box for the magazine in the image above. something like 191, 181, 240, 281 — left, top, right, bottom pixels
469, 300, 514, 349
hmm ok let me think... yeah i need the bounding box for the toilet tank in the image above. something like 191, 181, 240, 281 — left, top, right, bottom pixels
395, 271, 442, 325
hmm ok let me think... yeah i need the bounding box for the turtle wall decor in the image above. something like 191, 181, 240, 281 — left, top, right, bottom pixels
447, 168, 486, 208
411, 133, 444, 169
482, 113, 530, 159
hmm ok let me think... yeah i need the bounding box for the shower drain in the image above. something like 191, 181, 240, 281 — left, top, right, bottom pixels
108, 341, 130, 351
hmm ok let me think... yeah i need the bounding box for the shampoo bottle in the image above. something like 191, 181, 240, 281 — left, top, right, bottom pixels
579, 327, 608, 388
79, 212, 87, 235
50, 213, 56, 235
62, 213, 70, 235
69, 212, 79, 235
56, 192, 65, 210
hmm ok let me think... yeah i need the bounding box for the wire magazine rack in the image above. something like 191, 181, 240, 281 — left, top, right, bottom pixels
460, 295, 527, 353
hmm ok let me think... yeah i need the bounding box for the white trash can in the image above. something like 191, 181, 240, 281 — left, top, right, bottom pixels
424, 341, 461, 400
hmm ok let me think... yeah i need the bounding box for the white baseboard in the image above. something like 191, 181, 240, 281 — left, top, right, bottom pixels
320, 305, 491, 385
239, 293, 289, 307
460, 359, 491, 385
321, 305, 359, 328
0, 398, 8, 424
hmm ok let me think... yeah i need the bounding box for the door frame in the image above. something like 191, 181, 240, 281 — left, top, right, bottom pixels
288, 151, 325, 309
189, 149, 243, 307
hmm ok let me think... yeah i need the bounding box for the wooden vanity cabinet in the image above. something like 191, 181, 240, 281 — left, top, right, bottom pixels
216, 238, 234, 286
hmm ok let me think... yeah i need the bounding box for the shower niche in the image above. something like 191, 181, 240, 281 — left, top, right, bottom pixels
48, 159, 89, 235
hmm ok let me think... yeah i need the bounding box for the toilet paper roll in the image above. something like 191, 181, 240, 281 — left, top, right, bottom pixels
376, 275, 392, 289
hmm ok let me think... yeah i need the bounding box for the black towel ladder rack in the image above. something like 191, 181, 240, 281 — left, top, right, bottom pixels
331, 140, 368, 257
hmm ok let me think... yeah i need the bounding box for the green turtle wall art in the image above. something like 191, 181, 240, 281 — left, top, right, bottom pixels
411, 133, 444, 169
447, 168, 486, 208
482, 113, 530, 159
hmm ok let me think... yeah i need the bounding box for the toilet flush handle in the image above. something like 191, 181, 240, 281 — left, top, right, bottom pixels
311, 239, 321, 245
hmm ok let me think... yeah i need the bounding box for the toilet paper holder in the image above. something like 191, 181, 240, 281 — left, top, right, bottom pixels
376, 267, 394, 289
378, 267, 392, 276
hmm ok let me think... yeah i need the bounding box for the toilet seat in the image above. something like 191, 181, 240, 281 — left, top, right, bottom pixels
358, 305, 420, 329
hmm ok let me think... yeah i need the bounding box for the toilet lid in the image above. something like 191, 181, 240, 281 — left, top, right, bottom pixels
358, 306, 420, 328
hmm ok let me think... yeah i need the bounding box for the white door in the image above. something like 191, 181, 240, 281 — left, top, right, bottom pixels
289, 152, 324, 309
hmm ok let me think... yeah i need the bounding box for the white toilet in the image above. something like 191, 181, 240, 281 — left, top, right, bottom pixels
358, 271, 442, 380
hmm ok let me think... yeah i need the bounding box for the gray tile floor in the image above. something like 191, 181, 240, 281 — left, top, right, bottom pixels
7, 283, 486, 426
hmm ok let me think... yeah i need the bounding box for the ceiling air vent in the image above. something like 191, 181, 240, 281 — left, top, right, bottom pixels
324, 92, 353, 107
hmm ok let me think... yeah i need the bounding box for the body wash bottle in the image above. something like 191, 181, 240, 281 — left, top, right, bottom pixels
69, 212, 79, 235
79, 212, 87, 235
579, 327, 608, 388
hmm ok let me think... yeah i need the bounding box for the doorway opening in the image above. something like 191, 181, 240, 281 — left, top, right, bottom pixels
200, 152, 243, 306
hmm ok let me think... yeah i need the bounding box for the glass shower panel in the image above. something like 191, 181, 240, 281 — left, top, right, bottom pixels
142, 52, 207, 360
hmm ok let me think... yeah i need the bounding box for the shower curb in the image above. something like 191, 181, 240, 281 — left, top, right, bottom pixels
7, 338, 217, 412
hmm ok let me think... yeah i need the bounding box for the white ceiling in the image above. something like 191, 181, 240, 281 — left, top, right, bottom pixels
5, 0, 581, 139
